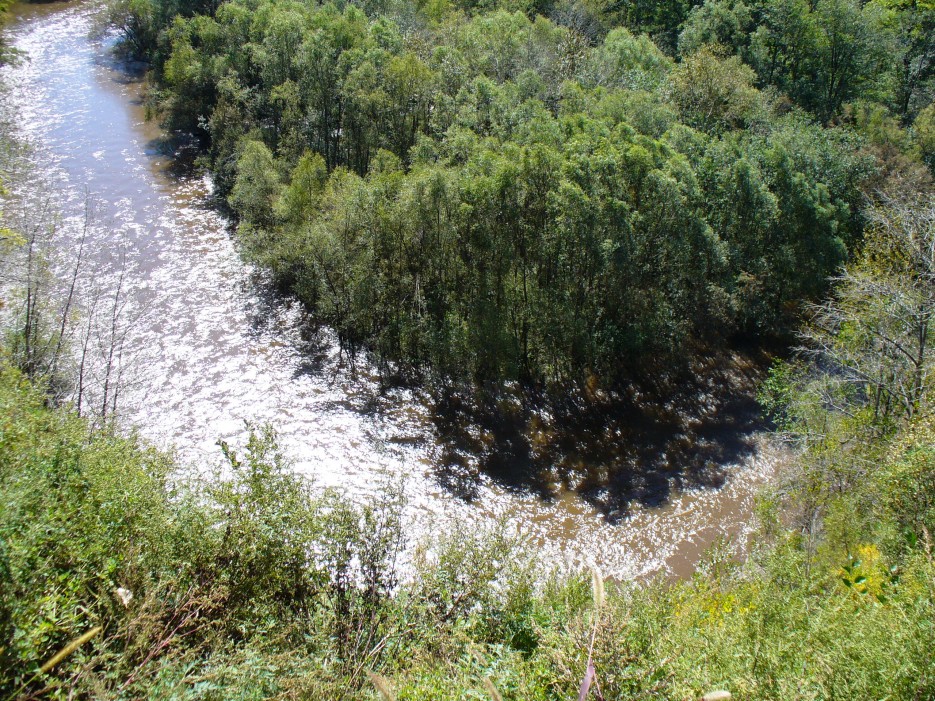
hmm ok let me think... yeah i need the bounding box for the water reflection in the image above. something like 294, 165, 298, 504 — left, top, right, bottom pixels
431, 349, 767, 522
2, 0, 783, 579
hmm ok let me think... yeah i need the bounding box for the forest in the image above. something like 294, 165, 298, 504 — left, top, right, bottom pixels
108, 0, 935, 388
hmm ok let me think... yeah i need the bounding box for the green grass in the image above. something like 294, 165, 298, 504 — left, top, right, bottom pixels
1, 356, 934, 699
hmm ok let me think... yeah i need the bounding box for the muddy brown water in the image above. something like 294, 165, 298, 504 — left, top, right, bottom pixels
1, 0, 785, 579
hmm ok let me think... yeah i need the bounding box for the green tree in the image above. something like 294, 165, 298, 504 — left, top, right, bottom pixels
670, 46, 761, 133
229, 139, 282, 232
678, 0, 753, 56
915, 101, 935, 172
810, 0, 890, 122
874, 0, 935, 120
583, 26, 673, 90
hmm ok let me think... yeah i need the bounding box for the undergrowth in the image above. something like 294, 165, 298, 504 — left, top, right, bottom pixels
1, 359, 934, 700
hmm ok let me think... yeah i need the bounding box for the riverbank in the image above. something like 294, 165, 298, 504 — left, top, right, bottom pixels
0, 0, 785, 579
1, 342, 932, 699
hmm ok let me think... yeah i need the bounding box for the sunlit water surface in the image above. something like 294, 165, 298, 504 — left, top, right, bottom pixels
2, 1, 783, 579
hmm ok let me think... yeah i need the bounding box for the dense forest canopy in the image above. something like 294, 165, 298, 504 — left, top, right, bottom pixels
111, 0, 933, 388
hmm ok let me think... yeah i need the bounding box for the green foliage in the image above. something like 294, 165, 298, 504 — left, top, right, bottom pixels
676, 0, 935, 131
229, 139, 281, 231
108, 0, 160, 59
874, 0, 935, 119
0, 362, 178, 692
583, 27, 673, 90
678, 0, 753, 56
116, 0, 895, 389
756, 359, 795, 427
670, 46, 762, 133
915, 101, 935, 172
0, 360, 413, 697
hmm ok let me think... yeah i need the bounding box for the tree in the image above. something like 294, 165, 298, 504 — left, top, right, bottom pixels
583, 26, 673, 90
748, 0, 817, 93
275, 152, 328, 226
669, 46, 761, 133
803, 195, 935, 424
810, 0, 890, 122
746, 0, 891, 122
915, 101, 935, 172
875, 0, 935, 121
229, 139, 282, 232
678, 0, 753, 57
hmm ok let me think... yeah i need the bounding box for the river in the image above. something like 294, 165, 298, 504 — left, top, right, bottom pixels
1, 0, 783, 579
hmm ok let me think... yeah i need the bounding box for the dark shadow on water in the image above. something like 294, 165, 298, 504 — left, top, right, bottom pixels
99, 57, 148, 81
429, 349, 769, 523
140, 135, 204, 177
103, 57, 207, 177
104, 41, 772, 521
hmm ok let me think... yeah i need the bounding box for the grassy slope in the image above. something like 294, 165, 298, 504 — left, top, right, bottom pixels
1, 358, 934, 699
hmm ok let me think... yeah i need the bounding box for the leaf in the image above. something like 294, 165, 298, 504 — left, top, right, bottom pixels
578, 659, 595, 701
0, 227, 25, 248
841, 577, 853, 587
854, 576, 867, 585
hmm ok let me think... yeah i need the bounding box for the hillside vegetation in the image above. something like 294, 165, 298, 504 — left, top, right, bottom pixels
0, 317, 934, 699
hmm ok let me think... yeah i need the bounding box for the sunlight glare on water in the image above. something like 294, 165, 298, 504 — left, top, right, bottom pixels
2, 1, 781, 579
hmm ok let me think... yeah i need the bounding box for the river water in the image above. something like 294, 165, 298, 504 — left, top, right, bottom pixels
1, 0, 783, 579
